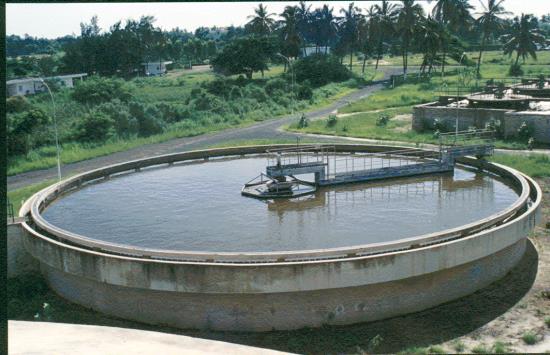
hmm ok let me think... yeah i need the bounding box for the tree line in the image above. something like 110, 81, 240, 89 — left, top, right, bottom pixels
242, 0, 549, 78
6, 1, 550, 80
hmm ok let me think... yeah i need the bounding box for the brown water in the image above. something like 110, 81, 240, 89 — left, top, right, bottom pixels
42, 155, 519, 252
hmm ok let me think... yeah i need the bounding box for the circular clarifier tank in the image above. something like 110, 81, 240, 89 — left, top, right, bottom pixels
20, 145, 542, 331
41, 155, 519, 253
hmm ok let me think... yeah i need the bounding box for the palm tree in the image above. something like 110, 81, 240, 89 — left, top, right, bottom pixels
432, 0, 473, 75
338, 2, 363, 71
416, 16, 445, 74
475, 0, 511, 76
373, 0, 400, 70
311, 5, 337, 54
296, 1, 312, 54
502, 14, 547, 66
246, 3, 276, 36
397, 0, 424, 78
279, 5, 301, 66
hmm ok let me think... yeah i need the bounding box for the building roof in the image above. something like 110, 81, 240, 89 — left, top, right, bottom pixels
7, 73, 87, 85
141, 61, 173, 66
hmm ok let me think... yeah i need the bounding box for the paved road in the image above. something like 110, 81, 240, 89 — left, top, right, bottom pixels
7, 67, 408, 191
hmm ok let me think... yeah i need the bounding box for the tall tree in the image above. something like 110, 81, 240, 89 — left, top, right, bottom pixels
397, 0, 425, 78
416, 16, 445, 74
279, 6, 302, 69
432, 0, 473, 75
246, 3, 276, 36
338, 2, 364, 70
502, 14, 547, 66
311, 5, 337, 54
296, 1, 313, 54
373, 1, 400, 70
475, 0, 511, 76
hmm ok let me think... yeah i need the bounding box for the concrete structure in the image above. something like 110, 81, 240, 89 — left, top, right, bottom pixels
142, 61, 173, 76
15, 145, 542, 331
6, 73, 87, 97
8, 321, 290, 355
413, 102, 550, 144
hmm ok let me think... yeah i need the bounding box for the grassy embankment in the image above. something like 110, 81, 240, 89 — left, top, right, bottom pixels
8, 64, 381, 177
287, 51, 550, 150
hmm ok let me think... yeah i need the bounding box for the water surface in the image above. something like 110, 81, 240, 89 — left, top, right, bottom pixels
43, 155, 519, 252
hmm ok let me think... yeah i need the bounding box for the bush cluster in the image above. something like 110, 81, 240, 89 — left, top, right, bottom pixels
293, 54, 352, 87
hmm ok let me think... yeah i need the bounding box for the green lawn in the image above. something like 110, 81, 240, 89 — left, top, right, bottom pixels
287, 106, 531, 150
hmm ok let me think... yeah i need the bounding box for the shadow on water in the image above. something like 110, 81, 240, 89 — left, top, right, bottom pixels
8, 240, 538, 354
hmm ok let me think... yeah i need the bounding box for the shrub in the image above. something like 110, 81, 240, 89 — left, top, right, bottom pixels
265, 78, 288, 94
326, 114, 338, 127
522, 331, 538, 345
485, 118, 502, 137
471, 344, 489, 354
517, 121, 533, 141
433, 118, 446, 132
96, 100, 139, 136
293, 54, 351, 87
492, 341, 509, 354
73, 110, 115, 142
129, 102, 165, 137
297, 113, 309, 128
508, 63, 523, 77
6, 95, 31, 113
296, 81, 313, 100
7, 109, 51, 156
72, 76, 134, 105
376, 113, 390, 127
452, 340, 465, 353
202, 76, 233, 97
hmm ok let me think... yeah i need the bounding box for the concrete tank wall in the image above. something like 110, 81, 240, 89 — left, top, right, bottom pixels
17, 145, 543, 331
38, 239, 526, 331
7, 220, 39, 278
413, 103, 550, 144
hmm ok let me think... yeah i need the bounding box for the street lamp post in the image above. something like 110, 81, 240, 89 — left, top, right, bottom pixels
39, 78, 62, 181
455, 53, 467, 143
277, 53, 295, 116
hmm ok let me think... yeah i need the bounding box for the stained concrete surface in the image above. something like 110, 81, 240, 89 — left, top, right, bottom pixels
8, 321, 293, 355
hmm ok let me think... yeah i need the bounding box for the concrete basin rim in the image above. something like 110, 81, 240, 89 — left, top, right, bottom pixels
23, 144, 534, 263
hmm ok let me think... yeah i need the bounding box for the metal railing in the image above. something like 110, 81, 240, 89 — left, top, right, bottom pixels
438, 129, 495, 147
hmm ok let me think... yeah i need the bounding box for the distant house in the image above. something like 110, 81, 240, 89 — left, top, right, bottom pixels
302, 46, 331, 57
6, 73, 87, 97
142, 61, 173, 76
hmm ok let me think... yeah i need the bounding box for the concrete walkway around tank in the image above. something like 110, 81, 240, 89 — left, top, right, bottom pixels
8, 321, 292, 355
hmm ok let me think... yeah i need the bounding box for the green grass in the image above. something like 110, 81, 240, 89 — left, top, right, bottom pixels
492, 340, 510, 354
452, 340, 466, 353
288, 106, 532, 150
490, 153, 550, 178
7, 180, 57, 214
340, 82, 438, 114
522, 331, 538, 345
8, 77, 358, 177
471, 344, 489, 354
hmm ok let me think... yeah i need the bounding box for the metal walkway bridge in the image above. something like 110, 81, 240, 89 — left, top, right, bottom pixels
265, 129, 495, 186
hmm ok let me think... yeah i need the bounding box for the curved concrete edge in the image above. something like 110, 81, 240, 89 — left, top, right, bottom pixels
36, 239, 528, 331
8, 321, 291, 354
25, 144, 531, 263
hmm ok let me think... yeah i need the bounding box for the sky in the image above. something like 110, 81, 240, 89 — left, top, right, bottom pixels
6, 1, 550, 39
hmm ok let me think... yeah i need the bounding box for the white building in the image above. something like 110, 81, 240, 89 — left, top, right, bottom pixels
302, 46, 331, 57
6, 73, 87, 97
142, 61, 173, 76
